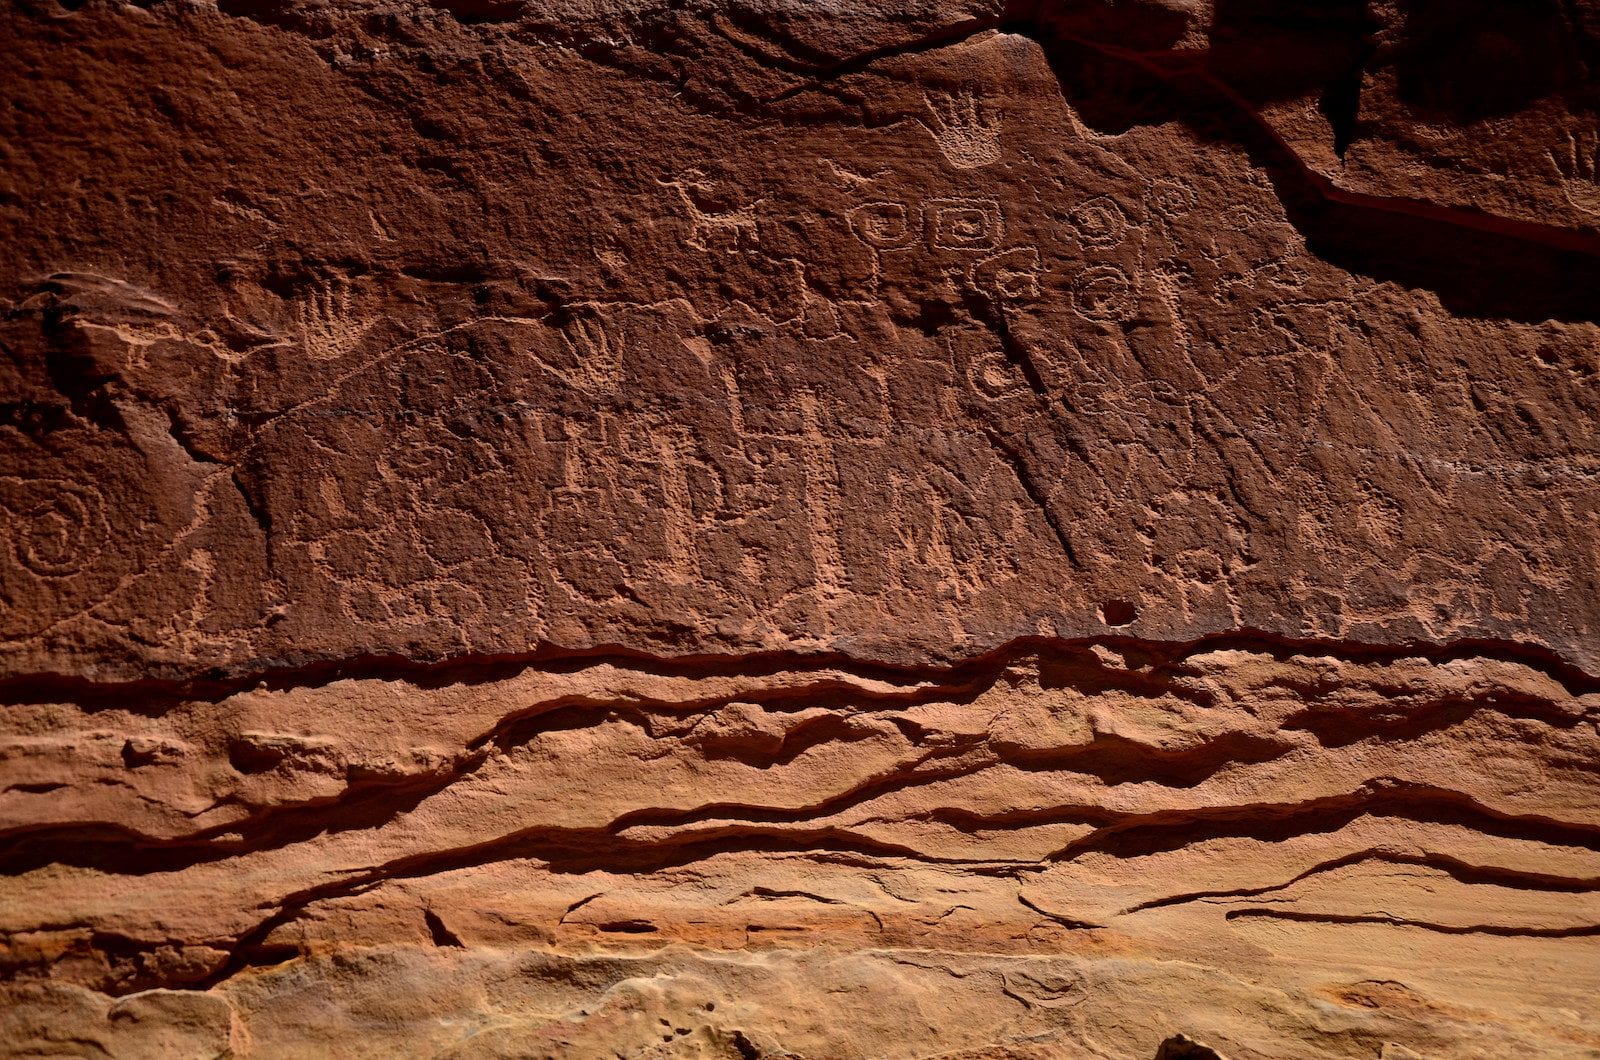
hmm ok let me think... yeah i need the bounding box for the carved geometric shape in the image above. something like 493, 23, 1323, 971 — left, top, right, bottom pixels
849, 201, 918, 250
927, 197, 1003, 251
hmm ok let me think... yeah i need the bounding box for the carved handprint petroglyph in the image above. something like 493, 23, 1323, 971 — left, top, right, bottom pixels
1550, 130, 1600, 218
921, 86, 1003, 169
556, 308, 627, 395
298, 276, 374, 362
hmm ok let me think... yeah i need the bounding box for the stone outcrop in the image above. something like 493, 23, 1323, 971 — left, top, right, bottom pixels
2, 0, 1598, 1056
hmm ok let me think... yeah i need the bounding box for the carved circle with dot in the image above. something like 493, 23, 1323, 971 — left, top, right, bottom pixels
970, 350, 1024, 399
1147, 179, 1196, 220
1069, 196, 1128, 249
849, 201, 917, 250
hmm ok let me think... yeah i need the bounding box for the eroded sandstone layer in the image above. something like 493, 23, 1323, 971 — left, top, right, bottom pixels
2, 0, 1599, 1056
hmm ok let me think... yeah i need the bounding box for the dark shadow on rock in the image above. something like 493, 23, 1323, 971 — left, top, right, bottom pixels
1013, 13, 1600, 324
1155, 1033, 1228, 1060
1390, 0, 1585, 123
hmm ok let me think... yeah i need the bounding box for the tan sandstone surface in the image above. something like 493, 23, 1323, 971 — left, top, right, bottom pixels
2, 0, 1599, 1056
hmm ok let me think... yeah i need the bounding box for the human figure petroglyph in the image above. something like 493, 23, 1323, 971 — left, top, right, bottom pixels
652, 426, 705, 586
797, 392, 846, 610
659, 174, 762, 252
884, 463, 1023, 607
921, 86, 1003, 169
1550, 129, 1600, 218
154, 548, 250, 657
719, 365, 749, 442
905, 478, 987, 602
1147, 259, 1198, 363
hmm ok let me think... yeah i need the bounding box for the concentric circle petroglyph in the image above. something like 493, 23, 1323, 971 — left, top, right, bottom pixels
1072, 262, 1136, 320
1068, 196, 1129, 249
0, 477, 107, 578
849, 201, 917, 250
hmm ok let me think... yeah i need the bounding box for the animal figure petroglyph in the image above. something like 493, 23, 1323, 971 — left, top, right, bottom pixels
659, 175, 762, 252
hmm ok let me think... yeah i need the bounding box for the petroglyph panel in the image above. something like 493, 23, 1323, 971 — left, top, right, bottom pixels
3, 1, 1600, 1055
0, 4, 1594, 674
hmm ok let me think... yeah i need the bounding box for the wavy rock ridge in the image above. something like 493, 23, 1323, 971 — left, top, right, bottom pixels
3, 0, 1599, 1055
4, 640, 1599, 1055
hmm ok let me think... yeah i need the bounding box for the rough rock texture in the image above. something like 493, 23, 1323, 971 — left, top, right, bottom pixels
2, 0, 1599, 1056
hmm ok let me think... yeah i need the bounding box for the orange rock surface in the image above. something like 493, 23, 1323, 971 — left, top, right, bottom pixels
2, 0, 1598, 1056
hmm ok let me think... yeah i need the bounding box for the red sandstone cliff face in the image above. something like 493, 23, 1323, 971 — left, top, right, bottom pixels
1, 1, 1598, 1056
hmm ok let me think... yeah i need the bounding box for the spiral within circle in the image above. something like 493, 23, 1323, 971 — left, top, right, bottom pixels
1, 478, 105, 578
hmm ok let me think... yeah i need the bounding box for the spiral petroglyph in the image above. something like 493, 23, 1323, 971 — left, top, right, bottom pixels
0, 478, 106, 579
